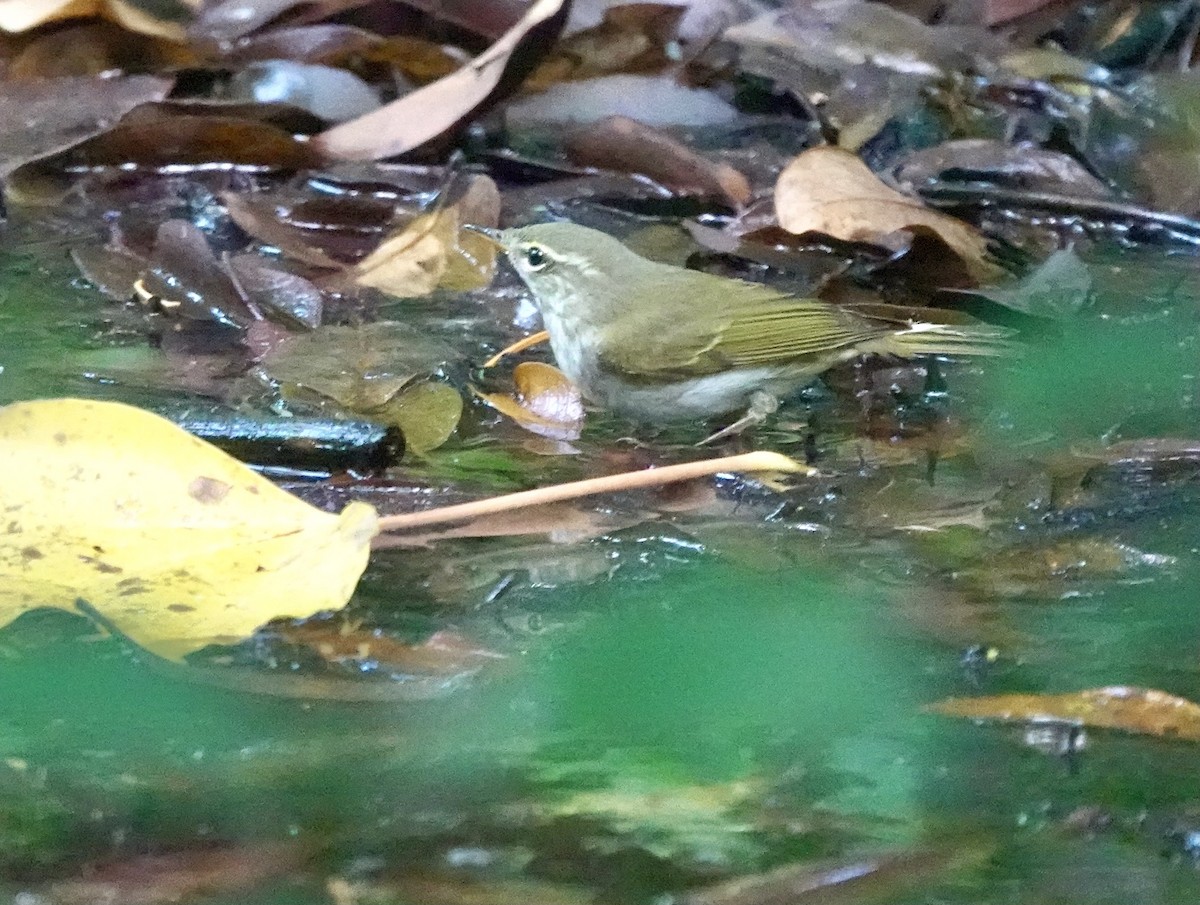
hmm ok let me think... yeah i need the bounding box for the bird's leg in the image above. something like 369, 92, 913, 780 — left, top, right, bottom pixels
697, 391, 780, 446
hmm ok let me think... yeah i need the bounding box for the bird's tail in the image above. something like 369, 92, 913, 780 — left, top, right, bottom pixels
879, 321, 1017, 359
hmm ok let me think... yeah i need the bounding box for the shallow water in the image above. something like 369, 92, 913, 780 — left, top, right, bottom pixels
3, 217, 1200, 904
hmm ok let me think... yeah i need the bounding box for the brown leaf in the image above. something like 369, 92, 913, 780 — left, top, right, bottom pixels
929, 687, 1200, 741
274, 619, 504, 675
774, 146, 1003, 283
353, 174, 500, 296
19, 111, 314, 181
42, 841, 307, 905
476, 362, 585, 441
0, 0, 189, 38
312, 0, 569, 160
8, 21, 196, 79
526, 2, 684, 88
565, 115, 751, 207
0, 74, 172, 177
229, 254, 324, 329
223, 192, 375, 269
221, 23, 383, 64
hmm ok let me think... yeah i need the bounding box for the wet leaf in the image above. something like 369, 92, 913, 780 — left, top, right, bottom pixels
565, 115, 751, 206
682, 843, 988, 905
264, 321, 454, 411
20, 111, 314, 180
40, 840, 307, 905
930, 686, 1200, 741
143, 220, 256, 327
375, 381, 463, 454
0, 399, 377, 658
222, 191, 352, 269
221, 23, 382, 64
230, 254, 324, 329
891, 139, 1113, 200
476, 362, 585, 441
0, 74, 172, 177
507, 73, 739, 129
972, 248, 1091, 319
775, 146, 1002, 283
274, 620, 504, 676
313, 0, 569, 160
8, 20, 196, 79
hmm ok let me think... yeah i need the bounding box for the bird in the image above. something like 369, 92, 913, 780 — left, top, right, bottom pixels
476, 221, 1011, 440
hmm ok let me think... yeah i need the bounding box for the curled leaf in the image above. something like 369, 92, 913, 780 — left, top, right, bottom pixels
775, 146, 1003, 283
353, 174, 500, 297
476, 362, 585, 440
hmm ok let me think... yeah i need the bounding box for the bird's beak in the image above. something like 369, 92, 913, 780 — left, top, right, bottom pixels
463, 223, 506, 250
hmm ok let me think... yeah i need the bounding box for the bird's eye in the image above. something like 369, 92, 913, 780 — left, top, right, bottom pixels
524, 245, 549, 270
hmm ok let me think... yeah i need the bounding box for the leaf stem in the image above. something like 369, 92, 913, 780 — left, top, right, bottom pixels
374, 451, 813, 535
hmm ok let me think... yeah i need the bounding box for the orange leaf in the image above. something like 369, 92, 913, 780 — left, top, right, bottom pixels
929, 686, 1200, 741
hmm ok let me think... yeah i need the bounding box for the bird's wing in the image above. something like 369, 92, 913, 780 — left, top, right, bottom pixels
598, 272, 886, 381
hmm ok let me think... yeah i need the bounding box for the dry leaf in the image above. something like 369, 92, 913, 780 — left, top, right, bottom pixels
313, 0, 569, 160
353, 174, 500, 297
476, 362, 585, 441
0, 399, 376, 659
0, 0, 188, 39
929, 686, 1200, 741
775, 146, 1002, 283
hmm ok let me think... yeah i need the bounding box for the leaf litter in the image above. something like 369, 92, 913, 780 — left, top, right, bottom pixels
3, 0, 1200, 900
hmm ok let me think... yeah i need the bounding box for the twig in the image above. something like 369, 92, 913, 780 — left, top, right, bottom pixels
375, 451, 814, 535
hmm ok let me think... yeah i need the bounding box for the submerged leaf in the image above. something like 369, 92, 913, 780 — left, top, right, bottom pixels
375, 381, 463, 454
0, 399, 376, 658
265, 321, 454, 411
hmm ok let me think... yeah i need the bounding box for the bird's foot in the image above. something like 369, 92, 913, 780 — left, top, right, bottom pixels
696, 391, 780, 446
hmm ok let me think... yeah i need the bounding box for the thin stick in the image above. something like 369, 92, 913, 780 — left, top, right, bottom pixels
375, 451, 814, 535
482, 330, 550, 368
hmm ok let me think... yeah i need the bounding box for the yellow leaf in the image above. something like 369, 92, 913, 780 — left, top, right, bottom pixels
774, 146, 1003, 283
0, 399, 377, 659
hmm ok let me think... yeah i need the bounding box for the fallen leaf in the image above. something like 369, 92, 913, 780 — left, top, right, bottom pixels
0, 74, 172, 177
313, 0, 569, 160
929, 686, 1200, 741
526, 1, 684, 88
264, 321, 454, 411
41, 841, 307, 905
476, 361, 585, 441
506, 73, 738, 129
971, 248, 1092, 319
682, 843, 987, 905
374, 381, 463, 454
0, 0, 189, 38
565, 114, 751, 207
775, 147, 1002, 284
274, 619, 504, 675
0, 399, 377, 658
353, 174, 500, 296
